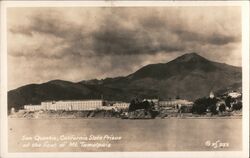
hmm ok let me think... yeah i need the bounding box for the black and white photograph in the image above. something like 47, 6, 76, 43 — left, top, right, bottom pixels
0, 1, 249, 158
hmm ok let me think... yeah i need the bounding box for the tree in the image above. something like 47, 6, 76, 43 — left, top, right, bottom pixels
128, 99, 152, 112
150, 101, 155, 110
225, 96, 232, 109
232, 102, 242, 111
128, 99, 136, 112
192, 97, 208, 114
210, 104, 218, 115
193, 97, 219, 115
219, 104, 226, 113
192, 104, 206, 114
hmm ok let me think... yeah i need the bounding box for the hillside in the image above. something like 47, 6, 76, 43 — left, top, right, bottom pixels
8, 52, 242, 111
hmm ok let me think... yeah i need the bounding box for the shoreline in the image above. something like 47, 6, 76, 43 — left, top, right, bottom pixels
8, 109, 242, 120
8, 115, 242, 120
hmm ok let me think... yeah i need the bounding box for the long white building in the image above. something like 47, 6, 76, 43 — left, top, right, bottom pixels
24, 104, 43, 111
41, 100, 104, 111
159, 99, 193, 108
24, 99, 130, 111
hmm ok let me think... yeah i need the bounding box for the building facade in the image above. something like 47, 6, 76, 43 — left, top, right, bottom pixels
24, 105, 43, 111
40, 100, 104, 111
25, 100, 130, 111
112, 102, 130, 110
159, 99, 193, 108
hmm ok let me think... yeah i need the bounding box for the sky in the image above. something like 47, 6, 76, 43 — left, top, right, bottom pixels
7, 7, 241, 90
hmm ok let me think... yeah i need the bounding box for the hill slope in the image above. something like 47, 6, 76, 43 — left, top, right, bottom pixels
8, 53, 242, 110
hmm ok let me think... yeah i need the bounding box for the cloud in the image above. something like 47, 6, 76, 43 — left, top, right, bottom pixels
174, 29, 240, 45
7, 7, 241, 90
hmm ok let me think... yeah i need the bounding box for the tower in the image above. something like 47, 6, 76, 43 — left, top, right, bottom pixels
209, 91, 214, 99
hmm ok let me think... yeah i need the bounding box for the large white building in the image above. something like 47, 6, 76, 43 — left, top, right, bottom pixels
41, 100, 104, 111
24, 100, 130, 111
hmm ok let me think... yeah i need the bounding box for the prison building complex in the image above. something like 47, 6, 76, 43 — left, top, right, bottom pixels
24, 99, 130, 111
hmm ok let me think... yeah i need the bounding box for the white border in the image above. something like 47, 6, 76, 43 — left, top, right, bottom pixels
241, 2, 249, 158
0, 1, 249, 158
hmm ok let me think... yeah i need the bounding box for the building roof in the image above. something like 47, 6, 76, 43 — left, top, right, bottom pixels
42, 99, 104, 103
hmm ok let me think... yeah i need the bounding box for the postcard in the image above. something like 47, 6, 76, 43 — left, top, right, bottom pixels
0, 1, 249, 158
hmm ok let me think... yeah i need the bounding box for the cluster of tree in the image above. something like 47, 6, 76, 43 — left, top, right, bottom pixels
225, 96, 242, 110
128, 98, 154, 112
192, 96, 242, 115
218, 104, 226, 113
192, 97, 219, 115
232, 101, 242, 110
127, 98, 159, 119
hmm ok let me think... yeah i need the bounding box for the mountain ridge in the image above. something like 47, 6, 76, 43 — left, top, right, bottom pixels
8, 52, 242, 111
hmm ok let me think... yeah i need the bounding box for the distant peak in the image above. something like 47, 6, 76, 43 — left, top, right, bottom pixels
173, 52, 208, 63
188, 52, 198, 55
182, 52, 201, 57
47, 79, 73, 84
48, 79, 64, 83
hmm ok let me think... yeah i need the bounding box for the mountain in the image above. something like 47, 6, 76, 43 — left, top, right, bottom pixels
8, 52, 242, 111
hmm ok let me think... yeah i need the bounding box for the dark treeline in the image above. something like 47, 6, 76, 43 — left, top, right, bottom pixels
128, 99, 154, 112
192, 96, 242, 115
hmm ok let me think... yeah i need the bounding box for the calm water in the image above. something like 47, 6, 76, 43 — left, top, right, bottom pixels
8, 118, 242, 152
